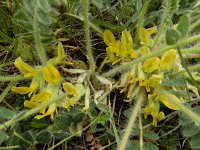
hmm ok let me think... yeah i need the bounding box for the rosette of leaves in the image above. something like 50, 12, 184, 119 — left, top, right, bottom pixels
14, 0, 60, 43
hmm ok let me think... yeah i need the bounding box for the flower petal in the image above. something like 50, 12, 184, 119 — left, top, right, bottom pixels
14, 57, 37, 77
103, 30, 115, 46
143, 57, 160, 73
31, 92, 51, 102
42, 65, 61, 84
139, 46, 151, 55
147, 26, 157, 35
139, 28, 150, 45
63, 82, 78, 97
160, 49, 176, 70
121, 30, 133, 49
57, 42, 65, 60
35, 103, 57, 120
159, 95, 179, 110
11, 86, 31, 94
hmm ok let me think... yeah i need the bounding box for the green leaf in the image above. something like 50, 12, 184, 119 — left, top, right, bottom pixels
190, 133, 200, 149
54, 132, 69, 140
72, 113, 85, 123
126, 140, 140, 150
92, 0, 104, 9
0, 106, 16, 120
143, 130, 159, 140
0, 130, 7, 145
176, 15, 190, 39
7, 135, 19, 146
169, 0, 179, 15
182, 123, 200, 137
37, 0, 51, 13
31, 122, 48, 128
166, 29, 179, 45
144, 142, 158, 150
97, 103, 109, 112
18, 131, 34, 148
98, 115, 110, 126
36, 130, 51, 144
55, 115, 71, 130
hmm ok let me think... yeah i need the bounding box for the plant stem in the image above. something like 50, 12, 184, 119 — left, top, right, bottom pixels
139, 114, 143, 150
0, 81, 16, 103
160, 90, 200, 124
0, 146, 20, 149
190, 18, 200, 31
118, 88, 144, 150
134, 1, 149, 44
177, 48, 200, 91
151, 0, 169, 49
0, 94, 66, 130
83, 0, 96, 77
33, 2, 47, 65
0, 75, 29, 81
102, 33, 200, 78
181, 47, 200, 53
109, 96, 120, 147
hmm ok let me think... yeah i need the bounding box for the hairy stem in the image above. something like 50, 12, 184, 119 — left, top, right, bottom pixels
152, 0, 169, 49
0, 75, 29, 82
83, 0, 96, 77
118, 88, 144, 150
134, 1, 149, 44
33, 2, 47, 65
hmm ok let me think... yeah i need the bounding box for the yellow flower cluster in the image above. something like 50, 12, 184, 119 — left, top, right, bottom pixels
109, 27, 181, 126
103, 30, 138, 64
11, 43, 82, 120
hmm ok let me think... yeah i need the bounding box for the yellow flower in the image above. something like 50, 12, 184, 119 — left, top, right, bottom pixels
57, 42, 65, 60
160, 49, 176, 70
148, 75, 163, 87
128, 49, 138, 59
103, 30, 116, 46
28, 82, 38, 97
34, 103, 57, 120
139, 46, 151, 55
152, 111, 165, 127
42, 65, 61, 84
24, 92, 57, 120
106, 46, 119, 64
143, 57, 160, 73
11, 82, 38, 97
14, 57, 37, 77
139, 28, 150, 45
139, 75, 162, 92
159, 95, 179, 110
117, 42, 128, 60
146, 26, 157, 35
142, 102, 165, 127
121, 30, 133, 49
139, 27, 157, 46
24, 92, 51, 108
63, 82, 78, 97
142, 104, 156, 119
11, 86, 31, 94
